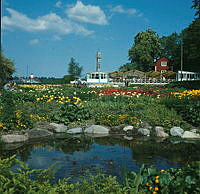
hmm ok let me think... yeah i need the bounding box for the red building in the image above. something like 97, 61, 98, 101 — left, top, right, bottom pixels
154, 57, 170, 73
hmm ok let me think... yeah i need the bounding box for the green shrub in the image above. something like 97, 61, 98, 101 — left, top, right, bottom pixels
160, 97, 200, 127
140, 102, 187, 130
0, 91, 33, 131
52, 101, 91, 125
95, 112, 141, 127
166, 80, 200, 90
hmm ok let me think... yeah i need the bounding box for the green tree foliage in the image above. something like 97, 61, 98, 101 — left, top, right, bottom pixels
160, 33, 181, 72
67, 58, 83, 79
118, 62, 138, 72
192, 0, 200, 18
128, 29, 161, 72
182, 18, 200, 72
0, 52, 16, 87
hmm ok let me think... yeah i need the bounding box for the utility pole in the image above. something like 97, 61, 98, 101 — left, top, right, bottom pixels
180, 37, 183, 81
0, 0, 3, 52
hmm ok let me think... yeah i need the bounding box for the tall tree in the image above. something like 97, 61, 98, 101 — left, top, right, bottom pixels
118, 62, 138, 72
0, 52, 16, 87
67, 58, 83, 79
128, 29, 161, 72
160, 33, 182, 72
192, 0, 200, 18
182, 18, 200, 72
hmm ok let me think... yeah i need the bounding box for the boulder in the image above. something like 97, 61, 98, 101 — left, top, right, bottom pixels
154, 126, 169, 138
84, 125, 109, 134
138, 128, 150, 136
1, 134, 28, 143
182, 131, 200, 139
49, 123, 68, 133
170, 127, 184, 137
123, 126, 134, 132
66, 128, 83, 134
141, 122, 152, 130
190, 129, 197, 133
27, 129, 53, 139
155, 126, 164, 132
111, 124, 126, 132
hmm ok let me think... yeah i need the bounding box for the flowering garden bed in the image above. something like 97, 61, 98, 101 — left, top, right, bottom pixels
0, 84, 199, 132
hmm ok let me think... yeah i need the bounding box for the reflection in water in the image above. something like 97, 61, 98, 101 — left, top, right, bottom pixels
0, 135, 200, 182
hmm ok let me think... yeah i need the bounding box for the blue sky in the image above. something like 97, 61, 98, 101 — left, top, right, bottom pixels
2, 0, 195, 78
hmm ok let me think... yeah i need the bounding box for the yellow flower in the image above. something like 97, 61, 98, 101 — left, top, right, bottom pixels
155, 187, 159, 191
156, 176, 159, 179
160, 169, 165, 173
0, 122, 4, 127
155, 179, 159, 184
149, 187, 153, 190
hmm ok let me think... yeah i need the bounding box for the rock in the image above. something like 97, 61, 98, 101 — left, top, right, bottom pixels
27, 129, 53, 139
123, 126, 134, 132
154, 126, 169, 138
67, 128, 83, 134
141, 122, 152, 130
182, 131, 200, 139
155, 126, 164, 132
170, 127, 184, 137
111, 124, 126, 132
190, 129, 197, 133
49, 123, 68, 133
138, 128, 150, 136
1, 134, 28, 143
84, 125, 110, 134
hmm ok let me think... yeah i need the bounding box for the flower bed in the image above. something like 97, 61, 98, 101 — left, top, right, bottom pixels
0, 85, 199, 132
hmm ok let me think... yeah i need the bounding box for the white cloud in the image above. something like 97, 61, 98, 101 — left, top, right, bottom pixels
29, 39, 39, 45
2, 8, 93, 36
66, 1, 108, 25
55, 1, 62, 8
110, 5, 143, 17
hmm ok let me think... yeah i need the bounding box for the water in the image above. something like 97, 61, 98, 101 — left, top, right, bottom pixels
0, 134, 200, 182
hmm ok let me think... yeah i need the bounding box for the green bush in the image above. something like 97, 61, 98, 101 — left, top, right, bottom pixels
160, 97, 200, 127
52, 101, 92, 125
166, 80, 200, 90
95, 112, 141, 127
0, 91, 33, 131
140, 102, 187, 130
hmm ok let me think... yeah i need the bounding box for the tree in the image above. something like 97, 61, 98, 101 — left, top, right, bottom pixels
182, 18, 200, 72
0, 52, 16, 87
128, 29, 161, 72
160, 33, 182, 72
192, 0, 200, 18
67, 58, 83, 79
118, 62, 138, 72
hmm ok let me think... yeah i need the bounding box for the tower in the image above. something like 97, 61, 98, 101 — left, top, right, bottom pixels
96, 51, 101, 72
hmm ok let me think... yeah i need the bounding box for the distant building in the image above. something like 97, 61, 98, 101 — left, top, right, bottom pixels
86, 51, 109, 84
176, 71, 200, 81
154, 57, 171, 73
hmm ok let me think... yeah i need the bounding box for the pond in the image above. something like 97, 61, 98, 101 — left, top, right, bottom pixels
0, 134, 200, 182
